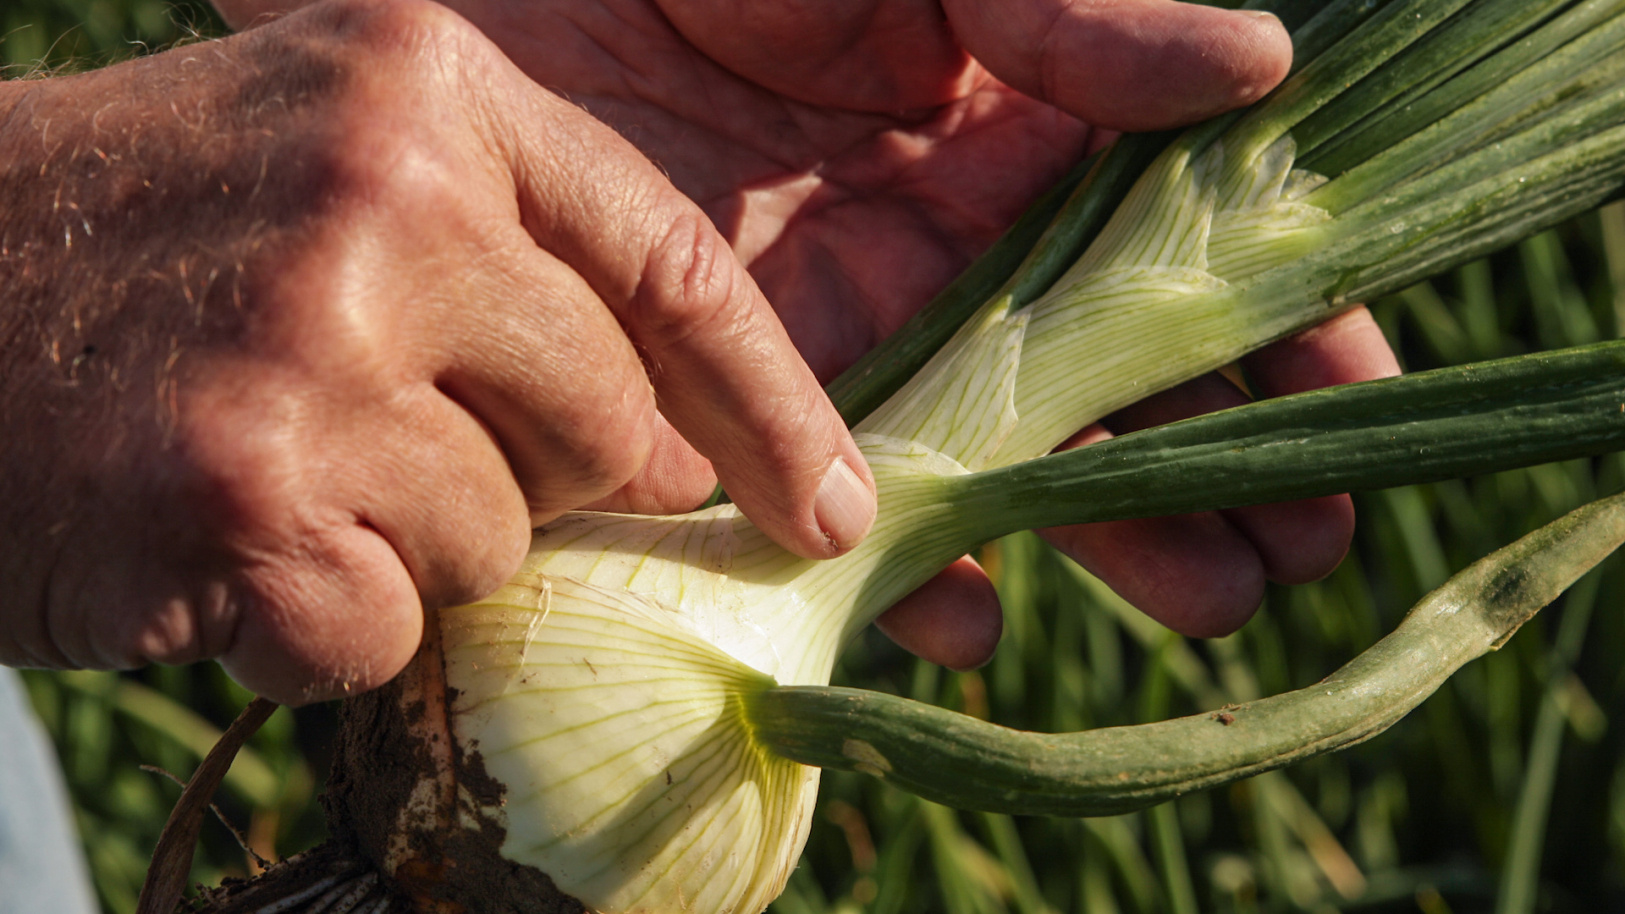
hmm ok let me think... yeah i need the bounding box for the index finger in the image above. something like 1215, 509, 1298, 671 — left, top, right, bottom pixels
482, 82, 876, 558
943, 0, 1293, 131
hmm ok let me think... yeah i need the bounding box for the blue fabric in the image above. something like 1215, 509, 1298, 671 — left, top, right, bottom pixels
0, 668, 98, 914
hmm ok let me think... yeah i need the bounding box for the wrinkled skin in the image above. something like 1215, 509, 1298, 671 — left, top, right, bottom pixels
0, 0, 1399, 705
1, 0, 876, 704
352, 0, 1399, 655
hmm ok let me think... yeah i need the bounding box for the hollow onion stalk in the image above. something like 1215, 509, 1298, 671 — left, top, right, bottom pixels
182, 2, 1625, 913
750, 487, 1625, 817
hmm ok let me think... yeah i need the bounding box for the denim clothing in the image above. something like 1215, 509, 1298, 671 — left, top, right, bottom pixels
0, 668, 98, 914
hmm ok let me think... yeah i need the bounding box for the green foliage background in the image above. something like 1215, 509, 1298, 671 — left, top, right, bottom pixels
8, 4, 1625, 913
2, 0, 220, 71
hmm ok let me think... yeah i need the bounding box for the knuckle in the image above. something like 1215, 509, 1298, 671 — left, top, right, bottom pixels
624, 208, 750, 348
439, 512, 530, 606
168, 379, 355, 573
309, 0, 481, 64
1035, 11, 1068, 108
123, 581, 242, 668
223, 538, 422, 703
524, 372, 658, 510
255, 2, 492, 218
311, 94, 463, 216
567, 381, 658, 493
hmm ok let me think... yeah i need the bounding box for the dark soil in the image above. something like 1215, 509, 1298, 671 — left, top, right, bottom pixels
188, 627, 586, 914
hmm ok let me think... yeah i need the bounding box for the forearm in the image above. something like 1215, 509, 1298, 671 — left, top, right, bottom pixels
0, 73, 91, 669
0, 60, 223, 669
0, 75, 27, 133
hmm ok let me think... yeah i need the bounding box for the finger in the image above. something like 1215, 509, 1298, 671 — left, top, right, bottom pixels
1223, 307, 1403, 582
1241, 306, 1404, 397
1219, 494, 1355, 585
1041, 421, 1265, 637
184, 372, 534, 704
422, 235, 665, 524
1043, 509, 1266, 639
1102, 370, 1352, 587
875, 555, 1004, 670
349, 387, 535, 610
222, 523, 425, 706
942, 0, 1292, 131
581, 415, 721, 515
484, 89, 877, 558
650, 0, 972, 110
1103, 369, 1252, 432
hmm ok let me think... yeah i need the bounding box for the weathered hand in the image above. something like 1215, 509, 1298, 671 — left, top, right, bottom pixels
384, 0, 1393, 661
210, 0, 1404, 667
0, 0, 877, 704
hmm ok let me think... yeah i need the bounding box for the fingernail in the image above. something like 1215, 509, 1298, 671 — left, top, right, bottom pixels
814, 456, 876, 552
1239, 9, 1281, 22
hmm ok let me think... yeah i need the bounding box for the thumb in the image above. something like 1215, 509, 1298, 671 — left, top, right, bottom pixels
944, 0, 1292, 131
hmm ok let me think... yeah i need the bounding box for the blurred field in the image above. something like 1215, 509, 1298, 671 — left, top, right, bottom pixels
2, 0, 220, 71
8, 3, 1625, 913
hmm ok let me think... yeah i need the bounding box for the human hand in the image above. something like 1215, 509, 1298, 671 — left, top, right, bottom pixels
332, 0, 1390, 664
210, 0, 1402, 667
0, 0, 877, 704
